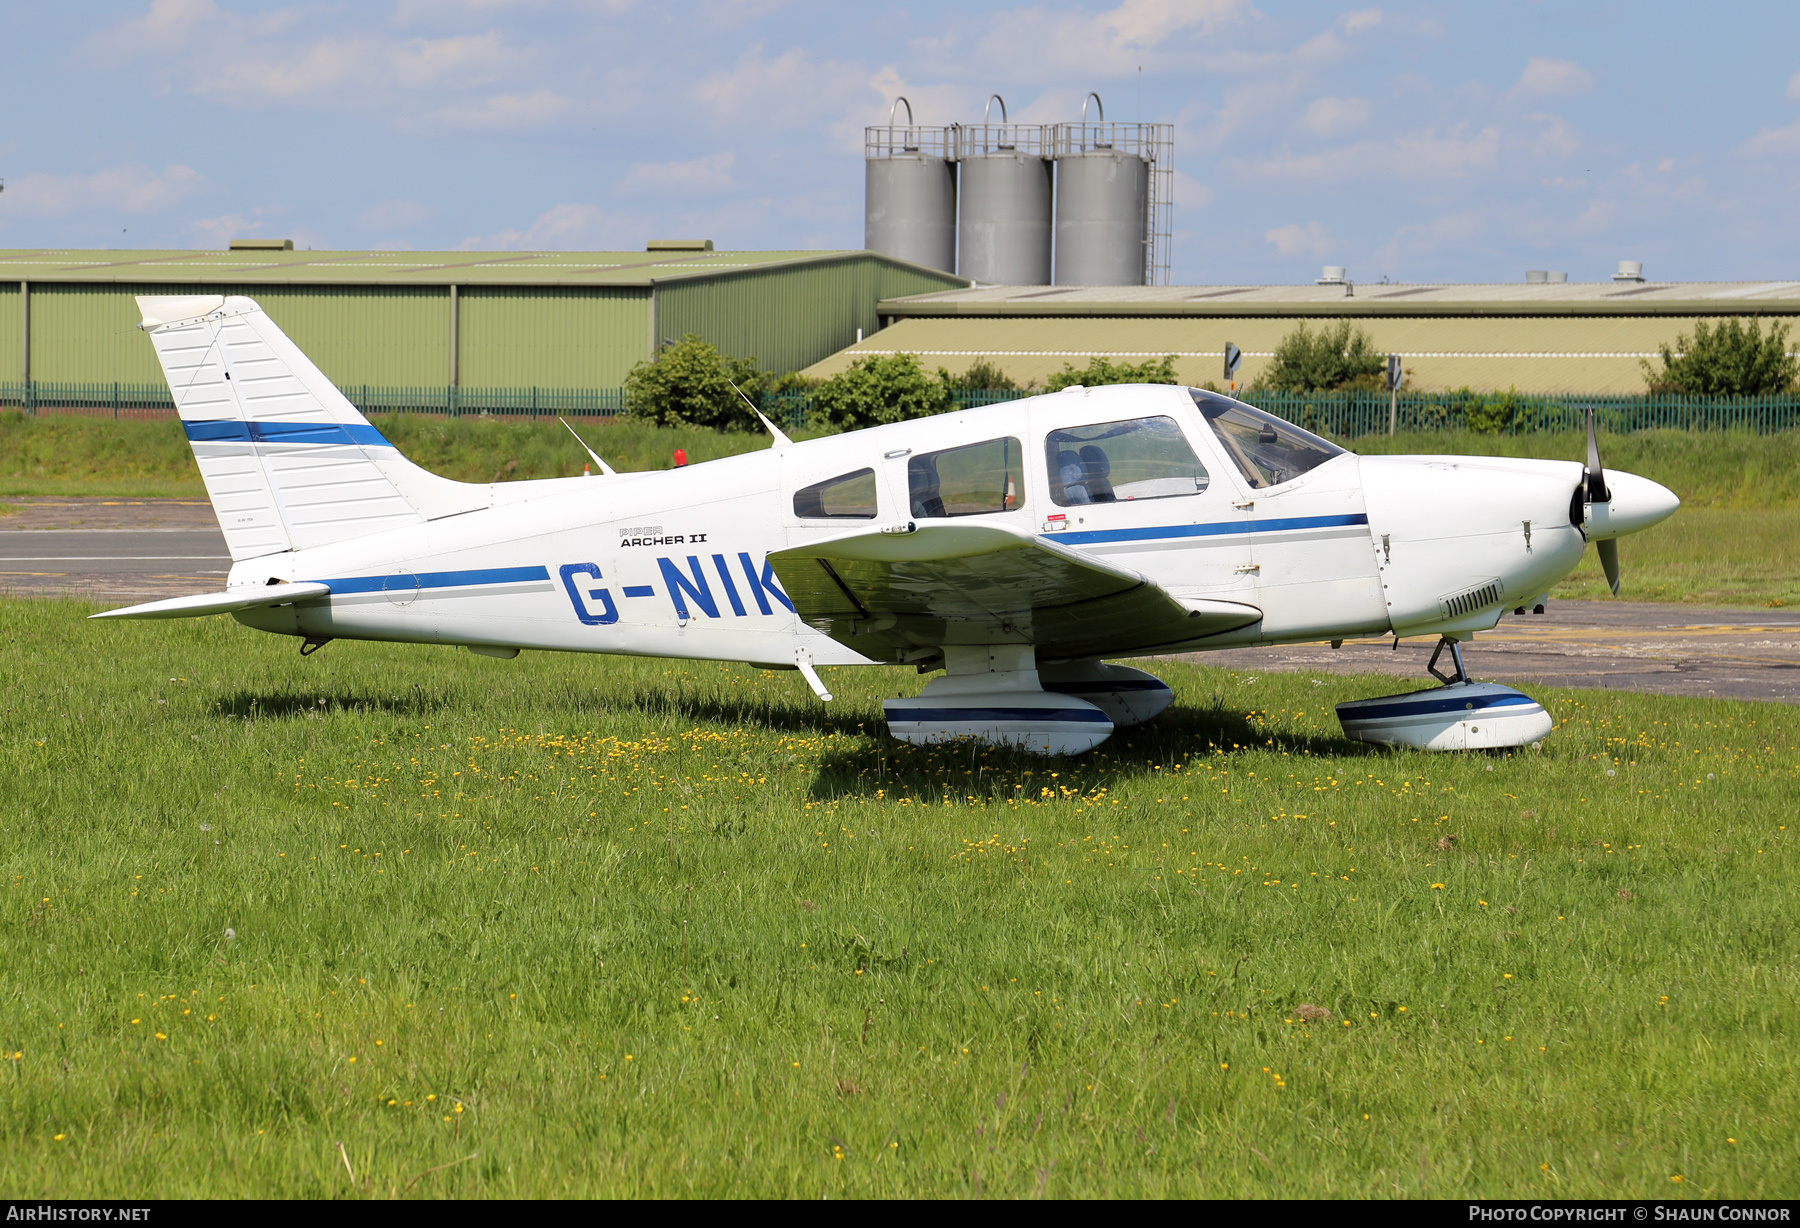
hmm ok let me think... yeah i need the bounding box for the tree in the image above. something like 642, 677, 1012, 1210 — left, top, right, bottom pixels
1044, 355, 1179, 392
1261, 322, 1387, 392
1642, 318, 1798, 396
808, 353, 951, 431
623, 334, 771, 431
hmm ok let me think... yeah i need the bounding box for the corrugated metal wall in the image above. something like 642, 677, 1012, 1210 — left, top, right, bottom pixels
658, 258, 967, 376
22, 283, 452, 386
4, 256, 964, 390
802, 313, 1790, 394
0, 282, 19, 384
457, 286, 647, 387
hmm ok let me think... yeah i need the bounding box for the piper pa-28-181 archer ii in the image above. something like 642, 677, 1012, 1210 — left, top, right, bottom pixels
96, 295, 1680, 755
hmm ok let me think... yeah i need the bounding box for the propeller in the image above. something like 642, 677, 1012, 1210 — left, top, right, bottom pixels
1583, 407, 1621, 596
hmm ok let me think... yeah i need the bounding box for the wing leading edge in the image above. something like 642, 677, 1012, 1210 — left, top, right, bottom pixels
769, 522, 1261, 663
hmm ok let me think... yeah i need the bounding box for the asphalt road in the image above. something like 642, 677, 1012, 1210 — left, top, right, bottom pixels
6, 497, 1798, 704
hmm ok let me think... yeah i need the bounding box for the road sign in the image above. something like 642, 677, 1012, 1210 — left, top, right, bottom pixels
1223, 343, 1242, 382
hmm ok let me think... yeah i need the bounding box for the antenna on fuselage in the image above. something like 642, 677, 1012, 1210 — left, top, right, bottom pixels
727, 379, 794, 447
558, 417, 616, 475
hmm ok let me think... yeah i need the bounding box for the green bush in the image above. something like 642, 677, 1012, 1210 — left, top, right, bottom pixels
808, 353, 952, 431
1642, 318, 1799, 396
941, 358, 1024, 394
623, 335, 788, 431
1044, 355, 1179, 392
1262, 322, 1387, 392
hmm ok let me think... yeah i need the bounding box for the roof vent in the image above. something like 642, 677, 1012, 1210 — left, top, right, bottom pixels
1547, 271, 1567, 283
647, 239, 714, 252
229, 238, 293, 251
1526, 270, 1548, 283
1611, 260, 1644, 283
1316, 265, 1346, 284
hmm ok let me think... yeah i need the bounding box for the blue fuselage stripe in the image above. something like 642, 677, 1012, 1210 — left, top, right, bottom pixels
317, 566, 550, 595
1055, 512, 1368, 547
184, 420, 393, 447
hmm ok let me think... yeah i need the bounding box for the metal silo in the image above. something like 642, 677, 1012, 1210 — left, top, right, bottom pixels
956, 96, 1053, 285
1053, 94, 1173, 286
864, 98, 956, 274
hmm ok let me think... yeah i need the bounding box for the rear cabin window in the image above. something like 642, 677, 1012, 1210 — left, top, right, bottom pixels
1046, 415, 1209, 507
907, 437, 1023, 518
793, 468, 877, 519
1188, 389, 1344, 489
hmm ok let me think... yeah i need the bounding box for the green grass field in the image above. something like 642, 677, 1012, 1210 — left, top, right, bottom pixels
2, 599, 1794, 1197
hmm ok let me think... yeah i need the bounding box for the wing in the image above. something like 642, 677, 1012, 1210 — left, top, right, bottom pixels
769, 522, 1260, 663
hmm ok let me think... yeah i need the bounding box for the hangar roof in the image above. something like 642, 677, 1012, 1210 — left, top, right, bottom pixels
0, 248, 934, 289
879, 281, 1800, 319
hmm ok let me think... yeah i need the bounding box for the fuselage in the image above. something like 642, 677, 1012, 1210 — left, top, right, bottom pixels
230, 383, 1653, 665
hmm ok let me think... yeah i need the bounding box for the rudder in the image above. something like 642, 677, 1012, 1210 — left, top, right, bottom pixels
138, 295, 487, 562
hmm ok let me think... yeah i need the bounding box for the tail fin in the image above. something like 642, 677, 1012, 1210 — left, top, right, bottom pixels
138, 295, 487, 562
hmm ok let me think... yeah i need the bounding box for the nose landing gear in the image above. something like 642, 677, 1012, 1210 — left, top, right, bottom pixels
1336, 634, 1554, 751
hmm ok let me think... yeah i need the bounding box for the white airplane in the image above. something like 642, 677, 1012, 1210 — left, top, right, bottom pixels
96, 294, 1679, 754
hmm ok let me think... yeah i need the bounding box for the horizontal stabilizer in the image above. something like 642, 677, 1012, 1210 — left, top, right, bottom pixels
89, 582, 331, 621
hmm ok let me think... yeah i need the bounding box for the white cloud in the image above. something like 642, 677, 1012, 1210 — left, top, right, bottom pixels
1742, 116, 1800, 158
189, 212, 260, 249
424, 89, 570, 131
355, 200, 432, 232
196, 33, 521, 104
1245, 124, 1501, 182
1527, 112, 1582, 159
1340, 8, 1382, 33
461, 203, 645, 251
6, 163, 204, 217
1094, 0, 1254, 53
972, 0, 1256, 77
1788, 70, 1800, 102
698, 45, 865, 126
1508, 56, 1595, 100
1298, 96, 1371, 138
619, 153, 737, 195
1173, 170, 1214, 210
1264, 221, 1333, 257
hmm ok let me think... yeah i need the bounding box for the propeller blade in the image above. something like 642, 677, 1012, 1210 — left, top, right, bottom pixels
1584, 407, 1611, 503
1596, 537, 1621, 596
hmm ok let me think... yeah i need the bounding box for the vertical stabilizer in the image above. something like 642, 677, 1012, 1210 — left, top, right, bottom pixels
137, 295, 488, 562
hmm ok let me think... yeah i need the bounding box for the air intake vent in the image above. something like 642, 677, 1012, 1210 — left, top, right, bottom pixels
1440, 579, 1504, 620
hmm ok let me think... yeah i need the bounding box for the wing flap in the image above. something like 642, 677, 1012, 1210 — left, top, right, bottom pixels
771, 522, 1259, 660
89, 582, 332, 621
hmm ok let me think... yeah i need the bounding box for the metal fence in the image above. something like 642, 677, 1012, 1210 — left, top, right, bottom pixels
4, 380, 1798, 437
1229, 389, 1800, 437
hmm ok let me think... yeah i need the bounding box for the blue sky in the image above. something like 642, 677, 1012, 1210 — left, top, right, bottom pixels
1, 1, 1797, 283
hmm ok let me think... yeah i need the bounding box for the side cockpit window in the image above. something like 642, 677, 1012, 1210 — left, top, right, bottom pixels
794, 468, 877, 519
908, 437, 1023, 518
1187, 389, 1345, 489
1046, 415, 1208, 507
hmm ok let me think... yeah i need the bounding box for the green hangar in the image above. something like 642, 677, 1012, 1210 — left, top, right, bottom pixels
804, 277, 1800, 394
0, 242, 965, 393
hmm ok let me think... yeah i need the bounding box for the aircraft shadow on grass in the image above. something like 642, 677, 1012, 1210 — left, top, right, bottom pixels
210, 683, 1387, 806
802, 701, 1384, 801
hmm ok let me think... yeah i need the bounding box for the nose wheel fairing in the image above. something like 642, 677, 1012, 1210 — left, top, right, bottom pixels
1336, 635, 1553, 751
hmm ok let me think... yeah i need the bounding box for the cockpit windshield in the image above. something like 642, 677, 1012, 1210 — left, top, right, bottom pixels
1186, 389, 1346, 489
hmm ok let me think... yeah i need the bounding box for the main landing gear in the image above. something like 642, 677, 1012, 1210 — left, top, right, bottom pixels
1335, 635, 1554, 751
